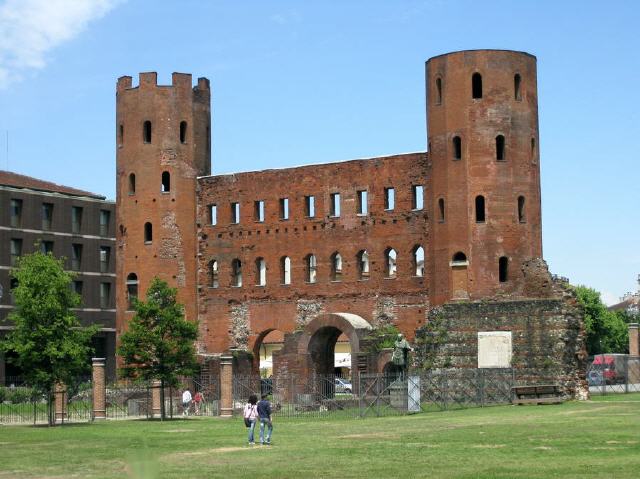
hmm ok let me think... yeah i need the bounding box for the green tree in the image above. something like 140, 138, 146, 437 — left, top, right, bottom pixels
573, 285, 628, 355
1, 251, 97, 425
118, 277, 199, 419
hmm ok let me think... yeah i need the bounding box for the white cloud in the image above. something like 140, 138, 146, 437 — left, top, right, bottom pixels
601, 291, 620, 307
0, 0, 122, 88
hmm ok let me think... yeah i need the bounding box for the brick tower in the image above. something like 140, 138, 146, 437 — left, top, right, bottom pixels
115, 73, 211, 338
426, 50, 542, 304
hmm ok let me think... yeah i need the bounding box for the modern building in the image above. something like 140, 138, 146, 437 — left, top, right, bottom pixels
0, 171, 116, 382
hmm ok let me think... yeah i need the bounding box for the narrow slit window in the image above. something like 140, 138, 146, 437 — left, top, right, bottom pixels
281, 256, 291, 285
531, 138, 536, 162
518, 196, 526, 223
119, 124, 124, 146
475, 195, 486, 223
231, 202, 240, 224
255, 200, 265, 222
413, 246, 425, 277
496, 135, 505, 161
255, 257, 266, 286
143, 121, 152, 143
180, 121, 187, 143
280, 198, 289, 220
438, 198, 445, 222
385, 248, 397, 278
472, 73, 483, 99
232, 259, 242, 287
412, 185, 424, 210
209, 204, 217, 225
331, 252, 343, 281
435, 77, 442, 105
161, 171, 171, 192
126, 273, 138, 309
384, 187, 395, 210
357, 190, 368, 215
499, 256, 509, 283
306, 254, 317, 283
330, 193, 340, 217
144, 222, 152, 243
129, 173, 136, 195
453, 136, 462, 160
210, 260, 219, 288
357, 250, 369, 280
305, 195, 315, 217
514, 74, 522, 101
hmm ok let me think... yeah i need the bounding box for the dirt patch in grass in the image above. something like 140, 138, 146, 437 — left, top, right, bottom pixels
161, 429, 196, 433
533, 446, 553, 450
339, 432, 399, 439
175, 446, 249, 457
472, 444, 506, 449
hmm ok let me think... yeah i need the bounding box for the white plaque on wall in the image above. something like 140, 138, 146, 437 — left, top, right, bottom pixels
478, 331, 512, 368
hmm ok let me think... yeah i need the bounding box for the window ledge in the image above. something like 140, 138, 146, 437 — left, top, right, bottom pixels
383, 277, 397, 280
144, 241, 152, 245
450, 261, 469, 267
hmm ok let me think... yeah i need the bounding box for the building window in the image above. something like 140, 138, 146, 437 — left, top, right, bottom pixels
209, 204, 217, 225
279, 198, 289, 220
531, 138, 536, 163
514, 74, 522, 101
40, 241, 54, 255
472, 73, 483, 99
143, 120, 152, 143
452, 251, 467, 264
357, 250, 370, 280
357, 190, 368, 215
10, 239, 22, 266
10, 199, 22, 228
305, 196, 315, 217
412, 185, 424, 210
518, 196, 526, 223
496, 135, 505, 161
100, 282, 111, 309
232, 259, 242, 287
475, 195, 486, 223
305, 254, 317, 283
119, 124, 124, 146
255, 258, 267, 286
209, 260, 219, 288
281, 256, 291, 285
129, 173, 136, 194
413, 246, 425, 277
331, 252, 343, 281
330, 193, 340, 217
126, 273, 138, 310
385, 248, 397, 278
100, 246, 110, 273
255, 200, 265, 222
144, 222, 152, 243
384, 187, 395, 210
71, 206, 83, 234
72, 280, 83, 300
438, 198, 445, 222
161, 171, 170, 192
42, 203, 53, 231
180, 121, 187, 144
100, 210, 110, 237
71, 243, 82, 270
499, 256, 509, 283
231, 202, 240, 224
453, 136, 462, 160
435, 77, 442, 105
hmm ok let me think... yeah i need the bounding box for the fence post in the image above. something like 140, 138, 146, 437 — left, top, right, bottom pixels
219, 354, 233, 418
92, 358, 106, 420
151, 380, 162, 418
54, 382, 67, 424
629, 323, 639, 357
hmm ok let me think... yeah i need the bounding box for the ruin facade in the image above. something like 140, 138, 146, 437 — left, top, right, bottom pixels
115, 50, 586, 396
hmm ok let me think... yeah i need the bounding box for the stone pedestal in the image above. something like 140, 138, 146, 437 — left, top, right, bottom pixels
219, 354, 233, 418
92, 358, 106, 420
54, 383, 67, 424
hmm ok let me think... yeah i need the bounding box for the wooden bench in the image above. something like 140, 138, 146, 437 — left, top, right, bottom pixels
512, 384, 564, 405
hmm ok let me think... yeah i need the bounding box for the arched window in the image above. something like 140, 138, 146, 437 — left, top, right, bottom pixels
306, 254, 317, 283
144, 222, 152, 243
180, 121, 187, 144
499, 256, 509, 282
435, 77, 443, 105
453, 136, 462, 160
161, 171, 170, 192
518, 196, 526, 223
472, 73, 482, 99
255, 258, 266, 286
357, 250, 369, 280
143, 121, 152, 143
281, 256, 291, 285
452, 251, 467, 264
475, 195, 486, 223
128, 173, 136, 195
331, 252, 343, 281
438, 198, 445, 222
413, 246, 425, 277
385, 248, 397, 278
514, 74, 522, 101
496, 135, 505, 161
209, 260, 219, 288
126, 273, 138, 310
232, 259, 242, 287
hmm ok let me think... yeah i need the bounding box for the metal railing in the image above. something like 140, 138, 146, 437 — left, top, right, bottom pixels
586, 355, 640, 395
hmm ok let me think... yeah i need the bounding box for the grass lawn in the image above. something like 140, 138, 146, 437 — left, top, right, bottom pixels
1, 395, 639, 479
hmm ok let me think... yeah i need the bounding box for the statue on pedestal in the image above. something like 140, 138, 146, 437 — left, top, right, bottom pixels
392, 333, 413, 376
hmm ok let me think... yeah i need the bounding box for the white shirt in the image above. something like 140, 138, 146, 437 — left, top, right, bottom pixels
182, 390, 192, 403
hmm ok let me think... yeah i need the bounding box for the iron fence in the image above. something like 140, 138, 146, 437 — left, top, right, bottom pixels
586, 354, 640, 395
105, 379, 152, 419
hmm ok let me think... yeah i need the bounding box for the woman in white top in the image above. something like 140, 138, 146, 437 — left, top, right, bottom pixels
243, 394, 259, 445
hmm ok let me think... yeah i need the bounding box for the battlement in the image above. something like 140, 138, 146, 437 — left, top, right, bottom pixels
116, 72, 210, 93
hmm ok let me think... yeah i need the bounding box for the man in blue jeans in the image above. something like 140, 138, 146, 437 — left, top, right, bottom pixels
257, 394, 273, 445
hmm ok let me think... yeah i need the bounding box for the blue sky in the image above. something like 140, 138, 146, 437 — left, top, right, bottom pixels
0, 0, 638, 304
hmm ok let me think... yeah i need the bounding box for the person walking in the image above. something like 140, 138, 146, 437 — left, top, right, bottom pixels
243, 394, 258, 445
182, 388, 192, 417
257, 393, 273, 445
193, 390, 204, 416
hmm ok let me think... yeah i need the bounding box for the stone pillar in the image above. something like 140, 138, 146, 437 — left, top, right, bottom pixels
629, 323, 639, 357
92, 358, 106, 420
219, 354, 233, 418
151, 380, 162, 418
54, 383, 67, 424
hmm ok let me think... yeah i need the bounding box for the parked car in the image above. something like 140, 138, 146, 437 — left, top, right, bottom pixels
335, 378, 352, 393
588, 354, 627, 385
